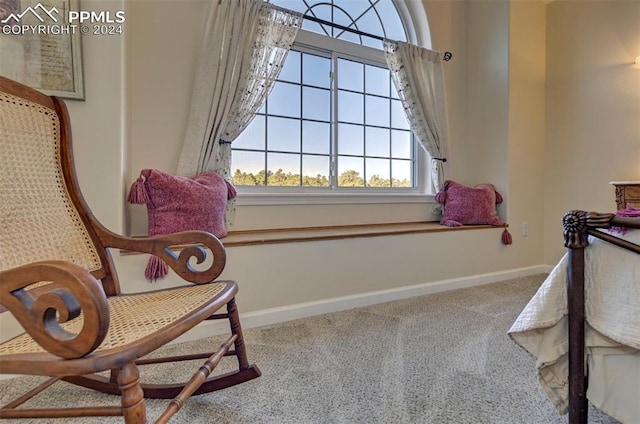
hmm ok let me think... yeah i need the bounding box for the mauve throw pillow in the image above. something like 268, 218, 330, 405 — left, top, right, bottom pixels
128, 169, 236, 281
435, 180, 505, 227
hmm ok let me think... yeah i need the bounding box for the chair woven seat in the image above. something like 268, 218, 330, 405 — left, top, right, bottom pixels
0, 282, 228, 357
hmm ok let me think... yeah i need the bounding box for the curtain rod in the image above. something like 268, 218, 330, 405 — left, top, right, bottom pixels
301, 14, 453, 62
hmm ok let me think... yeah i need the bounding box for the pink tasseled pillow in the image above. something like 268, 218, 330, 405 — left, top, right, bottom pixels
128, 169, 236, 281
435, 180, 512, 245
435, 180, 505, 226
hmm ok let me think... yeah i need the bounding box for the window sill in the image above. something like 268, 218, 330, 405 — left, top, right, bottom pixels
235, 192, 435, 206
223, 221, 499, 247
120, 222, 503, 254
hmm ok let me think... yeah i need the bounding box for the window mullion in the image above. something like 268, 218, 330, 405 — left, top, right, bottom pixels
362, 60, 367, 187
330, 52, 338, 189
263, 103, 269, 186
299, 53, 304, 187
388, 85, 393, 187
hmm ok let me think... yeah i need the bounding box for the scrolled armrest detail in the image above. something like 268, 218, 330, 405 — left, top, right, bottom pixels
0, 261, 109, 359
101, 230, 227, 284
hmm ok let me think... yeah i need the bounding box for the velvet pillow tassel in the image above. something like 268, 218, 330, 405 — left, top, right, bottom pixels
502, 225, 513, 245
127, 175, 150, 205
145, 255, 169, 282
225, 180, 237, 200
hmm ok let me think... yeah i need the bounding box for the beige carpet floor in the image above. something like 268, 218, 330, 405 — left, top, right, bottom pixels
0, 274, 620, 423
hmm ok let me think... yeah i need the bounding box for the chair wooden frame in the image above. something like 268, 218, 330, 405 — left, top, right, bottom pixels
561, 210, 640, 424
0, 76, 261, 423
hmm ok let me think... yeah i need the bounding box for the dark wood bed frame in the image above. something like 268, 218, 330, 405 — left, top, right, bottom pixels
562, 210, 640, 424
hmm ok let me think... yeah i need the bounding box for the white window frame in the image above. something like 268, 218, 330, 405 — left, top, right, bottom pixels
235, 21, 432, 207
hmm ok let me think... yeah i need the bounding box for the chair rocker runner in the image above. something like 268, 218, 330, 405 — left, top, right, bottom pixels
0, 76, 261, 423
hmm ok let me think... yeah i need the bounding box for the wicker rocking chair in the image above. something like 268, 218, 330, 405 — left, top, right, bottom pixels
0, 76, 260, 422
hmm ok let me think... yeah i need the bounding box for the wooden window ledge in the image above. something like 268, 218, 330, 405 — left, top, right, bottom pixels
121, 222, 502, 254
222, 221, 499, 247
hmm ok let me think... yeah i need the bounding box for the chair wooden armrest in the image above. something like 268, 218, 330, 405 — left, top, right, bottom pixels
0, 260, 109, 359
98, 227, 226, 284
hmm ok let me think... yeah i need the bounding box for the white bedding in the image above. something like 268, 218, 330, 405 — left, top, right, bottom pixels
508, 229, 640, 423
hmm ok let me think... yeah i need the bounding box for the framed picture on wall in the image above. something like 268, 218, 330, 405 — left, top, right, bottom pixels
0, 0, 84, 99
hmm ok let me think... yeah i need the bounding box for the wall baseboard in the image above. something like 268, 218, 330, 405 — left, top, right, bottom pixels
172, 264, 553, 344
0, 265, 552, 381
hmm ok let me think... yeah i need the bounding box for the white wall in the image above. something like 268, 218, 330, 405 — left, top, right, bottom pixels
67, 0, 127, 232
507, 1, 546, 268
544, 0, 640, 262
464, 0, 510, 190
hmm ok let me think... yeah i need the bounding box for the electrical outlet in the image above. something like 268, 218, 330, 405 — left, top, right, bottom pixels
522, 222, 529, 237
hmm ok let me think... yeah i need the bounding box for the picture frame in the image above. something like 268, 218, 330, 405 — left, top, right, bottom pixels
0, 0, 84, 100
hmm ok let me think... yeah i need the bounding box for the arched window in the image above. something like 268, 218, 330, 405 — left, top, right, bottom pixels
286, 0, 407, 47
232, 0, 428, 195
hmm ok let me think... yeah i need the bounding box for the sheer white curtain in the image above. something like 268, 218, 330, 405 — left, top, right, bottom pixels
215, 4, 301, 181
177, 0, 301, 178
383, 41, 451, 192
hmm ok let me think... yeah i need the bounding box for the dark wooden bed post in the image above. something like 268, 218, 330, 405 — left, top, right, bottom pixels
562, 210, 589, 424
562, 210, 623, 424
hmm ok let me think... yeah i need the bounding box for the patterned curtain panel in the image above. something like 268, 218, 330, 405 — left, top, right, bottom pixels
383, 41, 451, 192
177, 0, 301, 178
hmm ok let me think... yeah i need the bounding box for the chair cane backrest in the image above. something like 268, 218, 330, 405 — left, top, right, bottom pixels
0, 83, 104, 276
